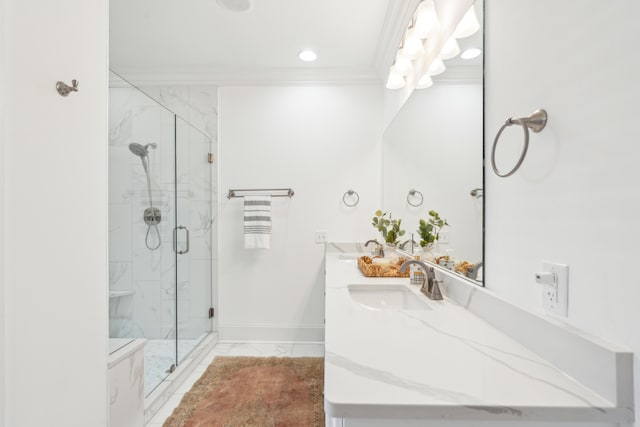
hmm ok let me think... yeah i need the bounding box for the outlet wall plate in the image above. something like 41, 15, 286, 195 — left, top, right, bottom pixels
315, 230, 328, 244
541, 261, 569, 317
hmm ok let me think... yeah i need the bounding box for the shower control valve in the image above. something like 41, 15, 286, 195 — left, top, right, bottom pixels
144, 207, 162, 225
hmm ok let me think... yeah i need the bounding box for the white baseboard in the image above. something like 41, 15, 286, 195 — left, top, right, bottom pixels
219, 323, 324, 342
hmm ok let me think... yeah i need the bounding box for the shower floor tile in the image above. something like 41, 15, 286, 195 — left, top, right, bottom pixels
145, 335, 206, 397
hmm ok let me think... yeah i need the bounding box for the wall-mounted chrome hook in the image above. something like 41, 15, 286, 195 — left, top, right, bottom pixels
470, 188, 484, 199
56, 79, 79, 97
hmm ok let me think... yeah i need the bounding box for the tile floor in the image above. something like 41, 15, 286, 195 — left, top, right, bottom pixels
144, 336, 206, 396
145, 341, 325, 426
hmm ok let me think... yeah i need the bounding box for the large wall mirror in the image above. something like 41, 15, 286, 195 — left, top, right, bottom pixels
382, 0, 484, 284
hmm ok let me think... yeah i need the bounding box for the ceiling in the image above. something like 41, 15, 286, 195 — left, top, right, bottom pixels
109, 0, 395, 84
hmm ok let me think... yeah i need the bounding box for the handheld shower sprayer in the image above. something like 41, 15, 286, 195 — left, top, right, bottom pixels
128, 142, 161, 250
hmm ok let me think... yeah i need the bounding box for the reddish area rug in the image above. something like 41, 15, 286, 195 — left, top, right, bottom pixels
163, 356, 325, 427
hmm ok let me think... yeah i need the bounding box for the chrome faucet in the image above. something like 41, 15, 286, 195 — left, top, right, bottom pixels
399, 259, 443, 300
364, 239, 384, 257
399, 239, 417, 252
468, 262, 483, 281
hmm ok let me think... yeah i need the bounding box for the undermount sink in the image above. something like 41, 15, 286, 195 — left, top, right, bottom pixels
348, 284, 431, 311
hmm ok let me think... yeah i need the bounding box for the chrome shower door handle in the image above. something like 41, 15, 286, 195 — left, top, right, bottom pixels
173, 225, 190, 255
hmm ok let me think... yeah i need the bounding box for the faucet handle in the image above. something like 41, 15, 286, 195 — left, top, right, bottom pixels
429, 279, 444, 300
425, 268, 444, 300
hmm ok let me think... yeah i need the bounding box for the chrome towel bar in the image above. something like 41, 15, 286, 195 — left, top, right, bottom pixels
227, 188, 294, 199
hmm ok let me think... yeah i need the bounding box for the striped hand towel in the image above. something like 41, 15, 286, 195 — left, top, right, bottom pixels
243, 195, 272, 249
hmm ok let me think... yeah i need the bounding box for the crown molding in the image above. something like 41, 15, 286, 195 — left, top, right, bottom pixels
372, 0, 421, 82
109, 65, 383, 86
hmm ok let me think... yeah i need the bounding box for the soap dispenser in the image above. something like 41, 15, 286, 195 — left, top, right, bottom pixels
410, 255, 425, 285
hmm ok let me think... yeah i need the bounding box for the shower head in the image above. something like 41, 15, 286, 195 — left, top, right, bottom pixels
129, 142, 157, 157
129, 143, 148, 157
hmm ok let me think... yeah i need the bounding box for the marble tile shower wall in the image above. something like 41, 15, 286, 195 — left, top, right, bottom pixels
109, 85, 218, 341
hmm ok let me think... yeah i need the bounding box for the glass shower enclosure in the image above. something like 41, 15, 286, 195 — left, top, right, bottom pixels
108, 71, 214, 396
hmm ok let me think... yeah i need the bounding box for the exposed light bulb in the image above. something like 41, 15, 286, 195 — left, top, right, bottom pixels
414, 0, 440, 39
386, 71, 406, 90
416, 74, 433, 89
399, 28, 425, 60
461, 47, 482, 59
298, 49, 317, 62
427, 58, 446, 76
438, 37, 460, 60
453, 5, 480, 38
391, 56, 412, 76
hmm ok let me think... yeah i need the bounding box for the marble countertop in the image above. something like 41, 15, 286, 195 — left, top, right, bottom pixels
323, 247, 633, 422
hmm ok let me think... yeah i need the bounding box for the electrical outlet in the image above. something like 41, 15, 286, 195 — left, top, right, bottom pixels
315, 230, 328, 244
439, 231, 449, 244
538, 261, 569, 317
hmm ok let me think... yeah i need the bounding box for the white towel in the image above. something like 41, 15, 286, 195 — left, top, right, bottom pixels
243, 195, 272, 249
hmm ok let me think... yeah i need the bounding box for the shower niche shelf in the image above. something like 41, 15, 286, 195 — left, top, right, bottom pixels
109, 290, 135, 299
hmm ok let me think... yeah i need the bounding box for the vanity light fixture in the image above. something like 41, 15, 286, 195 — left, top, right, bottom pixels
385, 1, 478, 91
399, 28, 425, 60
416, 74, 433, 89
414, 0, 440, 39
427, 57, 446, 76
460, 47, 482, 59
453, 5, 480, 39
386, 71, 406, 90
391, 56, 413, 76
438, 36, 461, 60
298, 49, 317, 62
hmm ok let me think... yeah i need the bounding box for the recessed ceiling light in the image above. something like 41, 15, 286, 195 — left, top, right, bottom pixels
216, 0, 252, 12
461, 47, 482, 60
298, 49, 317, 62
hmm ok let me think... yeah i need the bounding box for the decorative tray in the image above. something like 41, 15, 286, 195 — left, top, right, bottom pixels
357, 256, 410, 278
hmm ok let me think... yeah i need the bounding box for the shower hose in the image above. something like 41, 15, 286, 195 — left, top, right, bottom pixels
143, 162, 161, 251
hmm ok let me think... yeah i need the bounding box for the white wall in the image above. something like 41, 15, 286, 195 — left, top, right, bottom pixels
485, 0, 640, 423
383, 83, 483, 263
0, 0, 6, 422
218, 85, 382, 341
2, 0, 109, 425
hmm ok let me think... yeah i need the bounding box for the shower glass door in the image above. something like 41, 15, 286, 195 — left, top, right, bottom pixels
108, 71, 177, 395
175, 117, 213, 364
108, 71, 213, 397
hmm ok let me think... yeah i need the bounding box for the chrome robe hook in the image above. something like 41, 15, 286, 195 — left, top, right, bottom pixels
56, 79, 79, 97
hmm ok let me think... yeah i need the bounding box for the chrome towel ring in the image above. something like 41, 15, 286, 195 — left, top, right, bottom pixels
407, 189, 423, 207
491, 109, 548, 178
343, 190, 359, 207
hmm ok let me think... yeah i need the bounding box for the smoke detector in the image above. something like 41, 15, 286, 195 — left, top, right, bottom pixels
217, 0, 252, 12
